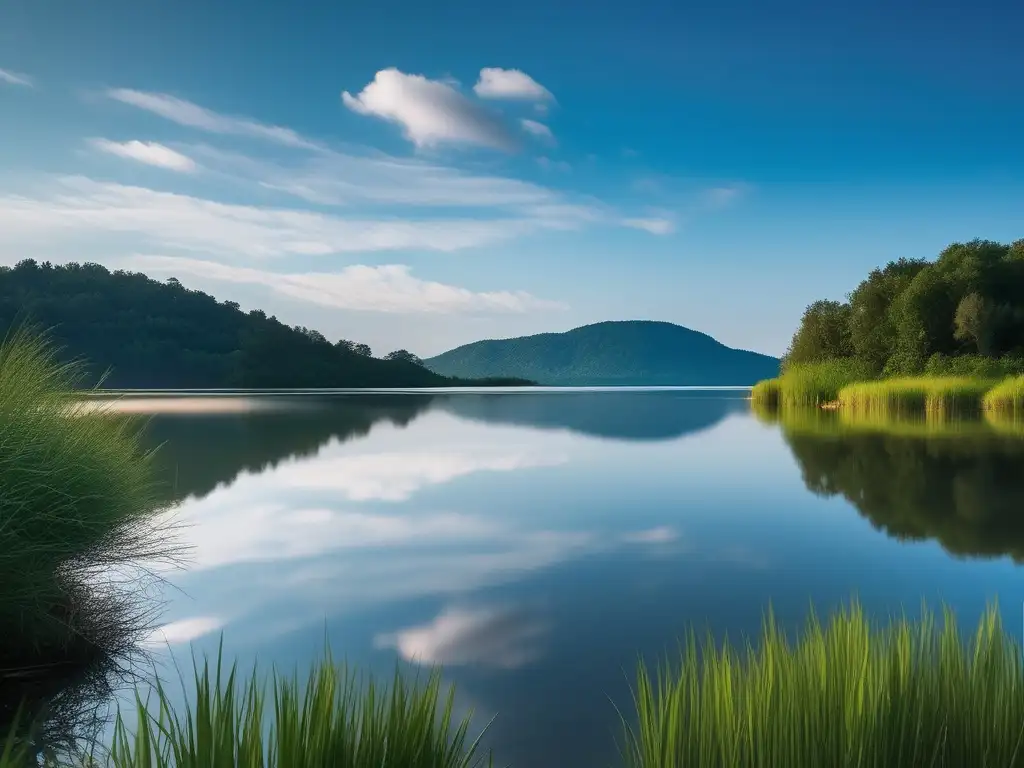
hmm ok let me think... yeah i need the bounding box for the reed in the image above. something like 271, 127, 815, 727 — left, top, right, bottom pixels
836, 377, 995, 419
622, 600, 1024, 768
983, 376, 1024, 417
104, 648, 493, 768
751, 359, 871, 410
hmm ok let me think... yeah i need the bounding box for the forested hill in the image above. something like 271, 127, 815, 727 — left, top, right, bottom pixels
0, 260, 522, 389
423, 320, 780, 386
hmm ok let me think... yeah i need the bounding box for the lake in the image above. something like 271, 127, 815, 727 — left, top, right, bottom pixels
103, 389, 1024, 766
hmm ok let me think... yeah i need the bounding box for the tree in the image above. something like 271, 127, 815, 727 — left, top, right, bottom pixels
384, 349, 423, 366
848, 258, 928, 374
953, 292, 995, 356
352, 343, 372, 357
783, 300, 854, 366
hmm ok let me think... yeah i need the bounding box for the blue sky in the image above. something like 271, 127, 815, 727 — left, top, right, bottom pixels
2, 0, 1022, 357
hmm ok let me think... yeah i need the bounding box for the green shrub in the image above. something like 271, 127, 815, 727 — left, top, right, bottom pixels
622, 600, 1024, 768
924, 353, 1024, 379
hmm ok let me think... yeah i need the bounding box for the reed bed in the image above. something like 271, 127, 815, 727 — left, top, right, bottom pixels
105, 649, 489, 768
751, 359, 871, 410
983, 376, 1024, 417
622, 600, 1024, 768
835, 377, 995, 419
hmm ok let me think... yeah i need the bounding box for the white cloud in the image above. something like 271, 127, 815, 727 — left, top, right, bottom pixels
520, 119, 555, 144
621, 526, 679, 544
342, 68, 518, 151
375, 604, 547, 669
0, 69, 33, 87
621, 217, 676, 235
269, 450, 568, 499
90, 139, 197, 173
143, 616, 224, 646
107, 89, 322, 150
190, 143, 565, 209
130, 255, 566, 314
474, 68, 553, 102
0, 176, 574, 257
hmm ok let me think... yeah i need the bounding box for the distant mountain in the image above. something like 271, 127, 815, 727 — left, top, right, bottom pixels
423, 321, 780, 386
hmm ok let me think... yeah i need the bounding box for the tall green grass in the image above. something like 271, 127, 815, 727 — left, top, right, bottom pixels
836, 377, 995, 419
104, 650, 494, 768
0, 326, 177, 755
622, 600, 1024, 768
984, 376, 1024, 417
751, 359, 871, 410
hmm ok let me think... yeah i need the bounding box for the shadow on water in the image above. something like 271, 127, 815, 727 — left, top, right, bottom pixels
434, 390, 750, 441
142, 394, 436, 502
768, 408, 1024, 561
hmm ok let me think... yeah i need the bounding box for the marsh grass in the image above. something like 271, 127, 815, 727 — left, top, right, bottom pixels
751, 360, 870, 411
0, 325, 179, 755
622, 600, 1024, 768
984, 376, 1024, 417
105, 647, 494, 768
835, 377, 996, 419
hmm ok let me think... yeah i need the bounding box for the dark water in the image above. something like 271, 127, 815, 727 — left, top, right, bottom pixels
109, 390, 1024, 767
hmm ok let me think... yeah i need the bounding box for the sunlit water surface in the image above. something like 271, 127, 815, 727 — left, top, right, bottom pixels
92, 389, 1024, 767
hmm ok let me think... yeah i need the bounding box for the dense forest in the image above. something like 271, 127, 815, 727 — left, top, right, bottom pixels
0, 260, 529, 388
784, 239, 1024, 376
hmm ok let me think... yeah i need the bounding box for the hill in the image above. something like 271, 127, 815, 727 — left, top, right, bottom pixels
423, 321, 780, 386
0, 260, 529, 389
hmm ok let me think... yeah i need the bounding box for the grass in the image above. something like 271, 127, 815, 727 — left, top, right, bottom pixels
1, 649, 495, 767
750, 359, 871, 410
622, 600, 1024, 768
835, 377, 996, 419
984, 376, 1024, 417
0, 325, 178, 756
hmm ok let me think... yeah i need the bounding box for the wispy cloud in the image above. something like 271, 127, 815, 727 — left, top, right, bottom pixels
703, 183, 750, 209
90, 139, 197, 173
342, 68, 518, 151
0, 176, 579, 256
621, 216, 676, 235
474, 68, 554, 102
129, 255, 566, 314
106, 89, 323, 150
0, 69, 33, 87
520, 118, 555, 145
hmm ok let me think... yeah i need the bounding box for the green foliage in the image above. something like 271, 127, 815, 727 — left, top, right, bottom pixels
622, 600, 1024, 768
425, 320, 780, 386
107, 648, 493, 768
783, 300, 854, 365
924, 353, 1024, 379
780, 239, 1024, 379
0, 261, 502, 389
984, 376, 1024, 416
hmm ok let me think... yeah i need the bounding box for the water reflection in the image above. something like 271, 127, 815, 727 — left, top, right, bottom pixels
435, 390, 748, 441
774, 412, 1024, 561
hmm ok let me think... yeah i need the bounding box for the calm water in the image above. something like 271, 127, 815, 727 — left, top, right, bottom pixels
110, 390, 1024, 766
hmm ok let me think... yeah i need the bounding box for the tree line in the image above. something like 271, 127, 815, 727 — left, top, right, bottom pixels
0, 260, 499, 388
784, 239, 1024, 375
